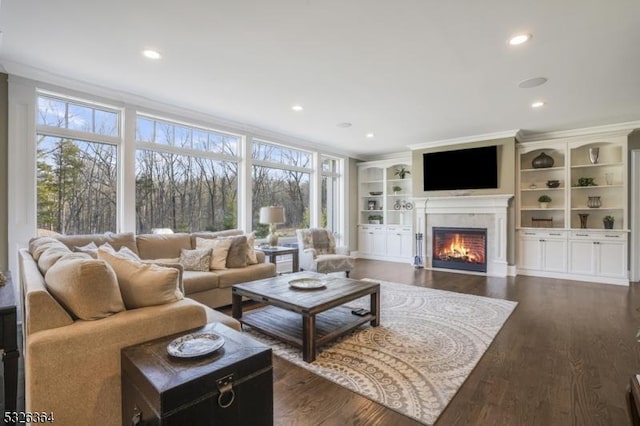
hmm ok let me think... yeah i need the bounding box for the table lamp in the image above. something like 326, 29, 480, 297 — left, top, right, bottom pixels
259, 206, 285, 247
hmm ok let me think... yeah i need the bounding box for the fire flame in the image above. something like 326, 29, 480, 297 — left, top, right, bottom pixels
437, 234, 484, 264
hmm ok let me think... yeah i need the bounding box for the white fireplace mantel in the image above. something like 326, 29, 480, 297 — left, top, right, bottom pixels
413, 194, 514, 277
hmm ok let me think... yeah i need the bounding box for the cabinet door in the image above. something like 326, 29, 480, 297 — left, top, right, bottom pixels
386, 231, 401, 256
597, 240, 627, 278
568, 240, 596, 275
358, 229, 373, 254
518, 237, 542, 270
399, 232, 413, 258
371, 231, 387, 255
542, 239, 567, 272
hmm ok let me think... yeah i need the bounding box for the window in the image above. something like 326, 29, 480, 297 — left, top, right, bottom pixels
36, 95, 120, 234
28, 91, 346, 244
135, 116, 240, 233
321, 156, 342, 234
252, 140, 312, 239
38, 95, 119, 136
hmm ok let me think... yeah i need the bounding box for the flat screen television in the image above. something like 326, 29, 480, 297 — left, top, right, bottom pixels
423, 145, 498, 191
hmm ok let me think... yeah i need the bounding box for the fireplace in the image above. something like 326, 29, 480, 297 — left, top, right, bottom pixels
432, 227, 487, 273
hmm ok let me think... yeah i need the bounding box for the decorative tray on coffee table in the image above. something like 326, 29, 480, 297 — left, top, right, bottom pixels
288, 278, 326, 290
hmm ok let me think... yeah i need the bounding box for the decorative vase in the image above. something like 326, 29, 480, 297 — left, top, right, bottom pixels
589, 147, 599, 164
532, 152, 554, 169
603, 220, 614, 230
578, 214, 589, 229
539, 202, 549, 209
587, 196, 602, 208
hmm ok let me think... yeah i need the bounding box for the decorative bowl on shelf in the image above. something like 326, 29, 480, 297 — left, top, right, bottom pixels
546, 180, 560, 188
369, 191, 383, 196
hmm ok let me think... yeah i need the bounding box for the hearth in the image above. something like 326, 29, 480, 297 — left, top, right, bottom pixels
432, 227, 487, 273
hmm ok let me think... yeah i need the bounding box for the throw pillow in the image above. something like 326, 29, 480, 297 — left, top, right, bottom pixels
45, 253, 125, 320
245, 232, 258, 264
37, 244, 73, 275
219, 235, 248, 268
195, 237, 233, 270
179, 248, 212, 272
29, 237, 67, 261
74, 241, 99, 258
97, 248, 183, 309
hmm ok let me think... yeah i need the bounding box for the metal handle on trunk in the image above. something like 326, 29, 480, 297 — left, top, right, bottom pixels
217, 374, 236, 408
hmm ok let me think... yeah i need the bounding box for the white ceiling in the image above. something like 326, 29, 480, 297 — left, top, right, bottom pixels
1, 0, 639, 159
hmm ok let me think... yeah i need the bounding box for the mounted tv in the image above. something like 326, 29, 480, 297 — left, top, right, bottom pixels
423, 145, 498, 191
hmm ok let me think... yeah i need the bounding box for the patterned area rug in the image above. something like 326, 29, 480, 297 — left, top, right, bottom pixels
244, 280, 517, 425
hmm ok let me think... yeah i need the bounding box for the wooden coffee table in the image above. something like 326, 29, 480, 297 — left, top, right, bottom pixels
232, 272, 380, 362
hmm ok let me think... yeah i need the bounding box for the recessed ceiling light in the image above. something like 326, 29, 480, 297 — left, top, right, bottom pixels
518, 77, 548, 89
509, 34, 532, 45
365, 133, 375, 138
531, 101, 545, 108
142, 49, 162, 59
337, 122, 352, 128
292, 105, 304, 111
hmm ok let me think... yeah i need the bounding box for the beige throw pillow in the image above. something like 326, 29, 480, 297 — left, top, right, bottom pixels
45, 253, 125, 320
74, 241, 100, 258
220, 235, 248, 268
195, 237, 233, 270
180, 248, 212, 272
97, 248, 183, 309
245, 232, 258, 265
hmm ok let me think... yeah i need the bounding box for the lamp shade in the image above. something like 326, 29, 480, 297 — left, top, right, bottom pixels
259, 206, 285, 224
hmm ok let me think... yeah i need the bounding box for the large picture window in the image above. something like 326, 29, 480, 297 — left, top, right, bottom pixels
252, 140, 312, 239
30, 92, 346, 245
36, 95, 120, 234
135, 115, 240, 233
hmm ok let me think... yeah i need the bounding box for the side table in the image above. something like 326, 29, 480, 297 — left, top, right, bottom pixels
257, 246, 299, 273
0, 272, 18, 417
121, 322, 273, 426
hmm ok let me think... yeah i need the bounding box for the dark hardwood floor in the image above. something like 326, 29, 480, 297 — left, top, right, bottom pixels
255, 259, 640, 425
9, 259, 639, 425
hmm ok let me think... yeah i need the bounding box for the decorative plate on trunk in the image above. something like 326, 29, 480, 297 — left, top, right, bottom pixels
167, 332, 225, 358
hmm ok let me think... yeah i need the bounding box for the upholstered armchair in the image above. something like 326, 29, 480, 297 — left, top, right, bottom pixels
295, 228, 355, 277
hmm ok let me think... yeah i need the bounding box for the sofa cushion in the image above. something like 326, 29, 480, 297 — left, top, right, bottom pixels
180, 248, 212, 272
216, 262, 277, 288
37, 243, 73, 275
189, 229, 242, 248
195, 237, 233, 270
182, 271, 221, 294
97, 249, 184, 309
44, 253, 126, 320
136, 233, 192, 260
55, 232, 139, 255
220, 235, 248, 268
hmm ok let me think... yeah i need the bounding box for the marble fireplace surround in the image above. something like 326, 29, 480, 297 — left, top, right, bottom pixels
413, 194, 513, 277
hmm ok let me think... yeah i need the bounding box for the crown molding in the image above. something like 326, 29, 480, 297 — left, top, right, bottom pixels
517, 121, 640, 142
357, 150, 411, 162
407, 129, 520, 151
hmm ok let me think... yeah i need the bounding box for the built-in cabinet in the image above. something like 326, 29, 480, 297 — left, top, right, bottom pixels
516, 131, 630, 285
357, 158, 414, 263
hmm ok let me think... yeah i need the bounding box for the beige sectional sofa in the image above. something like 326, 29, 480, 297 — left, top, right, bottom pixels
19, 229, 276, 426
55, 229, 277, 308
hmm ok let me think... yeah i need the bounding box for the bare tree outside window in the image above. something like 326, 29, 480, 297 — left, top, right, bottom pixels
37, 136, 117, 234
